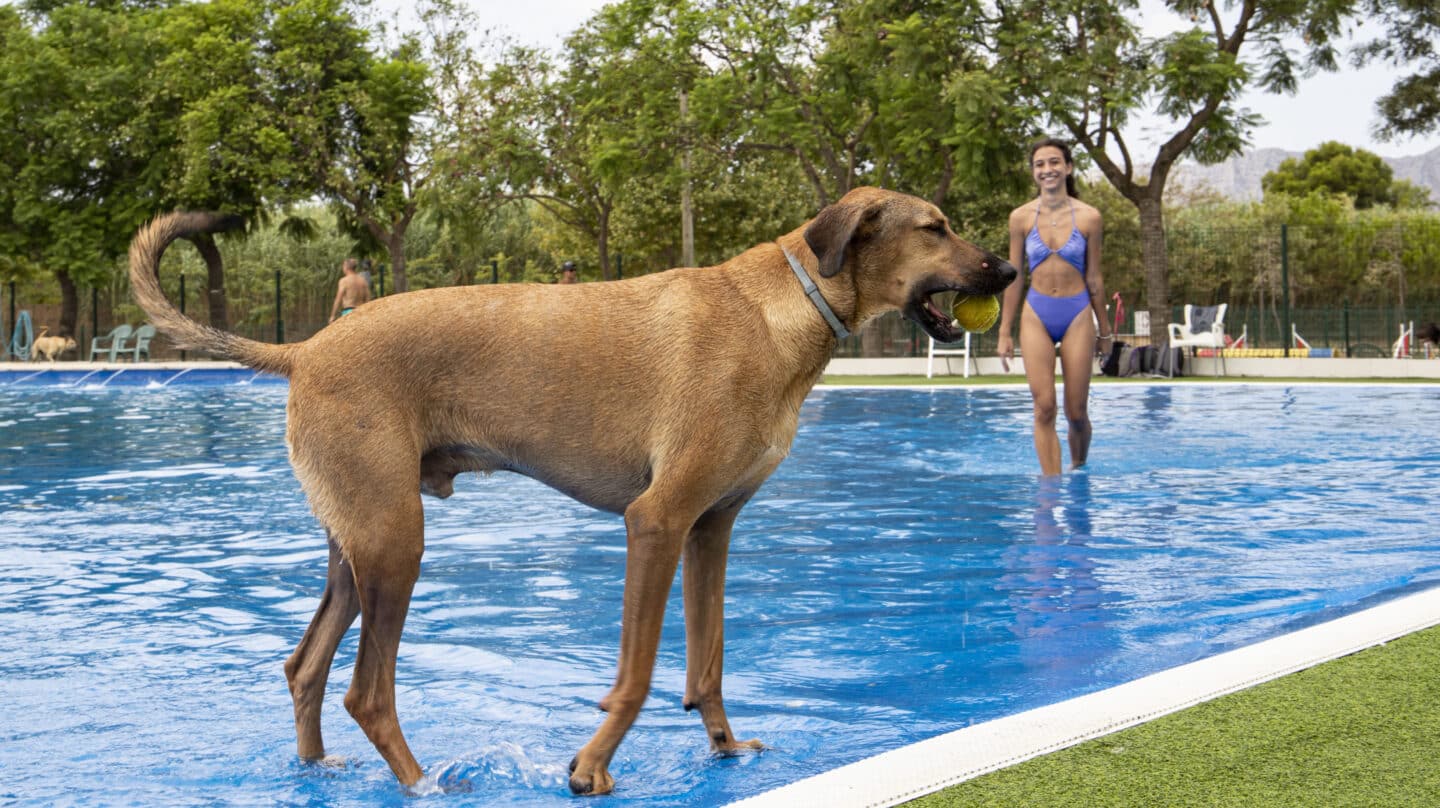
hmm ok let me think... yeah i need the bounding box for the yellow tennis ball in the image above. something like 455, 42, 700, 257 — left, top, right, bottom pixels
952, 294, 1000, 333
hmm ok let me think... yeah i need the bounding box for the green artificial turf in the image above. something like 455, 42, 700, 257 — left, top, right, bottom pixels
906, 624, 1440, 807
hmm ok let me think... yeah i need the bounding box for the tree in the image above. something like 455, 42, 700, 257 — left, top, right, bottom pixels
148, 0, 305, 332
1261, 141, 1430, 209
690, 0, 882, 208
457, 43, 626, 279
317, 2, 433, 295
1354, 0, 1440, 140
0, 6, 37, 291
0, 1, 169, 338
987, 0, 1364, 344
686, 0, 1028, 212
0, 0, 384, 337
450, 0, 705, 281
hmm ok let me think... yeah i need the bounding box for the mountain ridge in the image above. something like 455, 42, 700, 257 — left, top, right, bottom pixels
1170, 145, 1440, 203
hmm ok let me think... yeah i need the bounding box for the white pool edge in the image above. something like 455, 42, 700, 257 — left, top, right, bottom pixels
728, 585, 1440, 808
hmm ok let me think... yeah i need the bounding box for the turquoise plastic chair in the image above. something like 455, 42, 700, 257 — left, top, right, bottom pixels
124, 324, 157, 362
89, 324, 133, 362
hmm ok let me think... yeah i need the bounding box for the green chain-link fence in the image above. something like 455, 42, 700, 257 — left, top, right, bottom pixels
4, 218, 1438, 362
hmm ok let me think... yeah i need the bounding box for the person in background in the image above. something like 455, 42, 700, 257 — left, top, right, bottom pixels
996, 137, 1113, 476
329, 258, 371, 322
559, 261, 579, 284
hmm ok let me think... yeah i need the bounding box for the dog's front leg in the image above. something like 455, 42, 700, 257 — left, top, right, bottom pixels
569, 495, 689, 796
683, 505, 763, 754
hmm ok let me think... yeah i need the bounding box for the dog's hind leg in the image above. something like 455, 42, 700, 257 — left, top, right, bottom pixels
682, 504, 763, 754
284, 532, 360, 762
340, 492, 426, 786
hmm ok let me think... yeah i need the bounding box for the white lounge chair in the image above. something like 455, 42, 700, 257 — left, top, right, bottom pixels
1167, 304, 1227, 377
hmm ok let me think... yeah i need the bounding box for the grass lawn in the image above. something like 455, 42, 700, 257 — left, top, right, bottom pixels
905, 623, 1440, 807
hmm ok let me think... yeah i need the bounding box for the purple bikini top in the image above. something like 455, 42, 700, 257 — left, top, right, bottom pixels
1025, 203, 1087, 274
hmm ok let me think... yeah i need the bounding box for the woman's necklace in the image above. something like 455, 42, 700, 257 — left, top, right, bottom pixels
1040, 199, 1071, 227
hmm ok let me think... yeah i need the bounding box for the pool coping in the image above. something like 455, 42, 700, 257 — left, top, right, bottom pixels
726, 584, 1440, 808
0, 362, 281, 387
5, 362, 1440, 390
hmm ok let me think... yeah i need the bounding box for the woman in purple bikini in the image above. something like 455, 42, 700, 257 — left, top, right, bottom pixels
997, 138, 1114, 476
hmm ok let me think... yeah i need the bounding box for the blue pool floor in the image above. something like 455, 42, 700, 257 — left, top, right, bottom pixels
2, 380, 1439, 806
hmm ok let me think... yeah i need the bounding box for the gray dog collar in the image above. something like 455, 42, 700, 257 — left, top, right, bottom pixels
780, 246, 850, 340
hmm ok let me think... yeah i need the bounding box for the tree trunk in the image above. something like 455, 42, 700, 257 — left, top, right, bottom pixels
386, 234, 408, 294
1137, 195, 1170, 346
680, 90, 695, 268
930, 152, 954, 207
188, 232, 228, 333
57, 269, 78, 338
597, 202, 612, 282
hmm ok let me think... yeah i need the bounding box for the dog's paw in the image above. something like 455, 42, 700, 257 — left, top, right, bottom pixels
715, 737, 765, 756
295, 754, 356, 778
567, 755, 615, 796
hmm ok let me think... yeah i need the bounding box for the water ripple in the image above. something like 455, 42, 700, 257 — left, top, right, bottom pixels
2, 383, 1438, 805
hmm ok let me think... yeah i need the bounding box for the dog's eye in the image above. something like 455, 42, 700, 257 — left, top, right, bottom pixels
926, 221, 948, 235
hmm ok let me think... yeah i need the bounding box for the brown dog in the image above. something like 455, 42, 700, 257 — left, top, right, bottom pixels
127, 187, 1016, 795
31, 330, 78, 361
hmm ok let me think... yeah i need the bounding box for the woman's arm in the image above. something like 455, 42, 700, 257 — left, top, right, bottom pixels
1084, 208, 1112, 346
997, 205, 1029, 362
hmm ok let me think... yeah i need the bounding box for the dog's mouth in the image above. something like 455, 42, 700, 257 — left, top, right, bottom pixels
905, 288, 972, 343
904, 264, 1015, 343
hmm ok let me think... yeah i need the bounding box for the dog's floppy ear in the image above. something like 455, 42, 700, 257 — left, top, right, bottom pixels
804, 196, 881, 278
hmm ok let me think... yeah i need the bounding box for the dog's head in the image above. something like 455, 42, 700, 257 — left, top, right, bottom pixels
804, 187, 1017, 343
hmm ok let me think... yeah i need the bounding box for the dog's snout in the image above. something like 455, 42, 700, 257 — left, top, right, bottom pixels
985, 255, 1018, 286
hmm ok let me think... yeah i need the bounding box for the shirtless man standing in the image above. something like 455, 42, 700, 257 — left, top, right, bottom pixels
329, 258, 371, 323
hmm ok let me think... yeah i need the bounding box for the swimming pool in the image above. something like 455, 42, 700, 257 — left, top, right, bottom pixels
3, 379, 1438, 806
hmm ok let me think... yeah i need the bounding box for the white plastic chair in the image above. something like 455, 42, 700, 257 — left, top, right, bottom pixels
927, 332, 974, 378
1167, 304, 1227, 377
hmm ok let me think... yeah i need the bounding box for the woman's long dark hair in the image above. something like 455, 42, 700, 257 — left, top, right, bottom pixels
1030, 137, 1079, 198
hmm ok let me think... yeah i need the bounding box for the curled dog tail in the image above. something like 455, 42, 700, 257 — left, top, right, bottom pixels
128, 211, 298, 378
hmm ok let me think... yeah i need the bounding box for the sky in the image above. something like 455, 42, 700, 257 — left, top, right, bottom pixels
403, 0, 1440, 161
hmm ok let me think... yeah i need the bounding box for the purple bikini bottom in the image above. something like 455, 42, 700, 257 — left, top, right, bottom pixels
1026, 288, 1090, 343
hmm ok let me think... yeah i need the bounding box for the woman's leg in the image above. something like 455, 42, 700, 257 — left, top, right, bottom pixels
1019, 303, 1062, 476
1058, 306, 1098, 469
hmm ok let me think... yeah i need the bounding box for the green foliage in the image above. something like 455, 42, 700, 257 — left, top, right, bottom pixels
0, 1, 169, 286
3, 0, 1435, 343
1261, 141, 1426, 209
1354, 0, 1440, 140
1160, 191, 1440, 322
0, 0, 382, 319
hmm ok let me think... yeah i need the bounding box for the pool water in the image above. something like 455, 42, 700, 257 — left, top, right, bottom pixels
2, 381, 1438, 806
